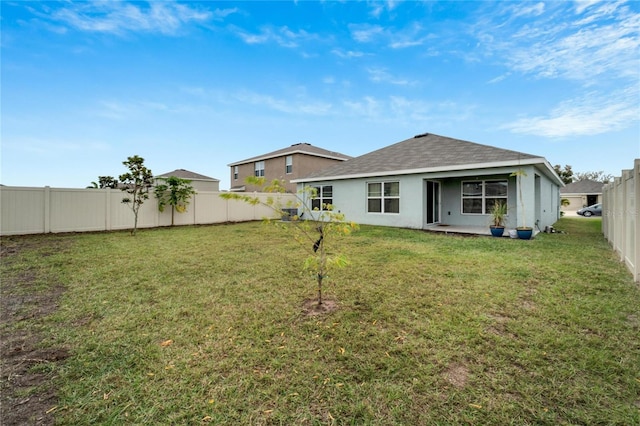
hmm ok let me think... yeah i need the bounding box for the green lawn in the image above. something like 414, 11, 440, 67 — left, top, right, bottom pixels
2, 218, 639, 424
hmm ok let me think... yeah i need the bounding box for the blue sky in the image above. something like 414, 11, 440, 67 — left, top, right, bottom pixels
2, 0, 638, 189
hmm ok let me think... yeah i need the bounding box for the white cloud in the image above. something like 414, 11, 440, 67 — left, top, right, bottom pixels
367, 1, 398, 18
343, 96, 382, 118
389, 38, 424, 49
502, 86, 640, 137
43, 1, 221, 36
487, 73, 510, 84
366, 67, 414, 85
233, 25, 317, 48
477, 1, 639, 83
388, 21, 434, 49
96, 101, 134, 120
574, 0, 600, 14
472, 0, 639, 138
368, 3, 385, 19
233, 91, 332, 115
510, 15, 639, 82
350, 21, 431, 49
340, 95, 475, 126
512, 2, 545, 17
331, 48, 367, 58
349, 24, 385, 42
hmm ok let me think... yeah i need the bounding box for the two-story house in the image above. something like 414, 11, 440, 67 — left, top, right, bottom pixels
228, 143, 351, 193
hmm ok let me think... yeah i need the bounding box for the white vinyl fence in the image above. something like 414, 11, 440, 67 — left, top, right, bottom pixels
0, 186, 297, 236
602, 159, 640, 283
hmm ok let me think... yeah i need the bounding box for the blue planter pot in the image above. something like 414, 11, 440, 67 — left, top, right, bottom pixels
517, 228, 533, 240
489, 226, 505, 237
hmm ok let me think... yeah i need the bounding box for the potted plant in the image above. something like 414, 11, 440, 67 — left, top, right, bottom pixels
511, 168, 533, 240
489, 201, 507, 237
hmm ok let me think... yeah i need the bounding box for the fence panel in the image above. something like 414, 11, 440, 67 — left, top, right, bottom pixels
50, 188, 107, 233
0, 186, 296, 236
0, 187, 46, 235
194, 192, 229, 224
603, 159, 639, 282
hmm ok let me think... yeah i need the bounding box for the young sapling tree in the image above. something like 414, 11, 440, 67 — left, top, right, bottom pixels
154, 176, 196, 226
119, 155, 154, 236
221, 177, 358, 307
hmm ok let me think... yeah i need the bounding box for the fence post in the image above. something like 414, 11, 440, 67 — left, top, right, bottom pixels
105, 188, 112, 231
44, 186, 51, 234
602, 183, 611, 240
635, 160, 640, 282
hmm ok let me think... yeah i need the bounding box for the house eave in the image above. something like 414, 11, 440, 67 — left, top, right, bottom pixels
293, 157, 561, 184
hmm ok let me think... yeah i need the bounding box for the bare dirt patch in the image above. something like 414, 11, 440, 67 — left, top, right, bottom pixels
1, 236, 71, 426
301, 298, 339, 318
443, 363, 469, 389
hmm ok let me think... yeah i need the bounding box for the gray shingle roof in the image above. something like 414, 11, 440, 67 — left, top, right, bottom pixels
156, 169, 219, 181
299, 133, 541, 180
228, 143, 351, 166
560, 179, 603, 194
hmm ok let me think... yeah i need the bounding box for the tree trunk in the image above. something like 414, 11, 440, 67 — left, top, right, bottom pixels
317, 273, 323, 306
132, 210, 138, 236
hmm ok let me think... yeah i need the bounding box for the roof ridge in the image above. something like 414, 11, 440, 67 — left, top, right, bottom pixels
228, 143, 351, 166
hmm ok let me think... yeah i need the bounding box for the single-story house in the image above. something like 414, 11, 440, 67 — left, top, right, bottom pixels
559, 179, 603, 214
156, 169, 220, 192
293, 133, 564, 233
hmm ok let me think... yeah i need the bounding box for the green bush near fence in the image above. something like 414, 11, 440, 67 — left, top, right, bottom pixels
1, 217, 638, 424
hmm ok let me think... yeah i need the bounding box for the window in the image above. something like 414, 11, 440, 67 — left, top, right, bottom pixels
462, 180, 507, 214
367, 181, 399, 213
254, 161, 265, 177
311, 185, 333, 210
285, 155, 293, 174
233, 166, 238, 180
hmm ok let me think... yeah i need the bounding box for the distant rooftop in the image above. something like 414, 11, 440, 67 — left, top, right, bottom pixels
228, 143, 351, 166
560, 179, 604, 194
156, 169, 219, 181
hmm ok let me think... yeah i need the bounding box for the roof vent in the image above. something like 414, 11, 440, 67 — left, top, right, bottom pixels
291, 142, 310, 146
414, 133, 429, 138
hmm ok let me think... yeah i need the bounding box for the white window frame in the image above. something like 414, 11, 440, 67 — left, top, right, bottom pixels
254, 161, 265, 177
367, 181, 400, 214
311, 185, 333, 211
233, 166, 238, 180
285, 155, 293, 174
461, 180, 508, 214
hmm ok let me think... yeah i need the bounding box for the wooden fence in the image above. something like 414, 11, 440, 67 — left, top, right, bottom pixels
602, 159, 640, 282
0, 186, 297, 236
